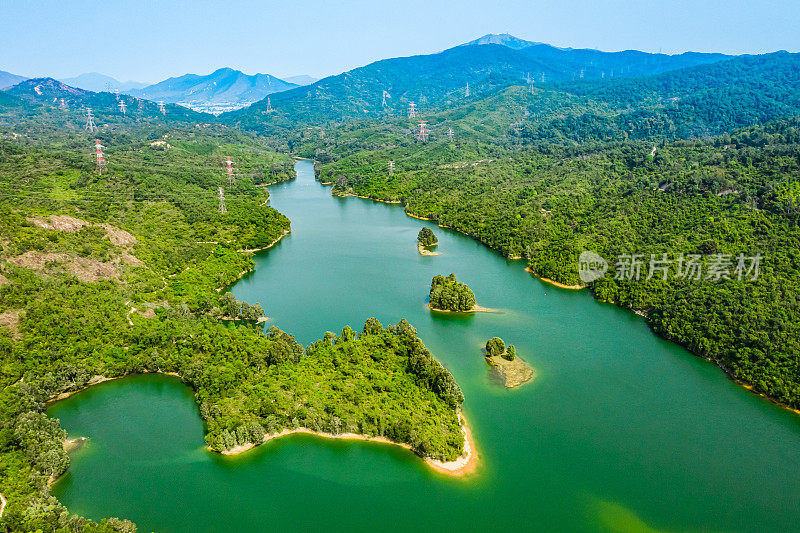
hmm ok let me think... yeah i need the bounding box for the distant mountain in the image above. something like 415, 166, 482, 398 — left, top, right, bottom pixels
464, 33, 732, 79
2, 78, 212, 122
283, 75, 318, 86
128, 68, 298, 114
59, 73, 148, 93
224, 37, 734, 133
463, 33, 551, 50
0, 70, 28, 89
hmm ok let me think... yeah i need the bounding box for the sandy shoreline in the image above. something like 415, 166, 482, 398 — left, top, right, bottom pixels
217, 413, 478, 477
337, 192, 402, 204
428, 303, 496, 313
525, 267, 585, 290
238, 229, 290, 253
63, 437, 88, 453
418, 243, 441, 256
405, 212, 432, 221
47, 371, 182, 404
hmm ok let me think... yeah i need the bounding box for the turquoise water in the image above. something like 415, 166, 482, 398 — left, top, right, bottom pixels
50, 161, 800, 532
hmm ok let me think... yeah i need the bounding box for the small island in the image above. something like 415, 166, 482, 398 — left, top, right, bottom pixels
483, 337, 534, 388
417, 227, 441, 256
428, 273, 485, 312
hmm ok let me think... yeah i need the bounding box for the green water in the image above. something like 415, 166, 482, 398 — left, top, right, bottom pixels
50, 161, 800, 532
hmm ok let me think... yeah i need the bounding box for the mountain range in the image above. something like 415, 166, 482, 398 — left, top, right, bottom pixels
126, 68, 299, 114
222, 33, 735, 133
58, 72, 149, 93
1, 77, 211, 123
0, 70, 28, 89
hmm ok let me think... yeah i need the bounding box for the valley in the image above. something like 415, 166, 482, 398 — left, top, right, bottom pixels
1, 20, 799, 533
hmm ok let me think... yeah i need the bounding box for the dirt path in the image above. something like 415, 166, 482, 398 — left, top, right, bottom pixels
0, 492, 7, 518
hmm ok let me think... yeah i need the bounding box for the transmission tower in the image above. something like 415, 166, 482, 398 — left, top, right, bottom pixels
382, 90, 391, 107
114, 88, 120, 101
447, 127, 454, 140
388, 160, 394, 175
94, 139, 106, 174
465, 82, 470, 97
408, 102, 417, 118
224, 156, 235, 186
85, 108, 96, 132
266, 97, 273, 112
417, 121, 429, 142
218, 187, 226, 214
59, 98, 68, 110
158, 101, 166, 115
118, 99, 127, 114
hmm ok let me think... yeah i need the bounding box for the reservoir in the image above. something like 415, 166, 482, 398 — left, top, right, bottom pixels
50, 160, 800, 532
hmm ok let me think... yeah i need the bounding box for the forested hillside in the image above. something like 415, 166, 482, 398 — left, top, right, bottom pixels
318, 119, 800, 409
221, 40, 735, 135
0, 105, 465, 531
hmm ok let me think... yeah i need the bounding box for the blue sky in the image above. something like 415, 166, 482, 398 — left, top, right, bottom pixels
3, 0, 799, 83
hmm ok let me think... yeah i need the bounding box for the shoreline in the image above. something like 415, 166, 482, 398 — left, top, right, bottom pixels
216, 413, 477, 477
336, 192, 402, 204
525, 267, 585, 290
0, 492, 5, 519
418, 243, 441, 256
428, 303, 496, 313
237, 229, 290, 253
46, 371, 182, 404
217, 229, 291, 292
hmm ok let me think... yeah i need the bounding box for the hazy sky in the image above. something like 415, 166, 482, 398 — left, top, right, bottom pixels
3, 0, 799, 83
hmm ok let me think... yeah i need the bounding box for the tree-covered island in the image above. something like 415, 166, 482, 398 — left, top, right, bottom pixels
417, 227, 441, 256
417, 227, 438, 247
428, 273, 479, 312
484, 337, 533, 388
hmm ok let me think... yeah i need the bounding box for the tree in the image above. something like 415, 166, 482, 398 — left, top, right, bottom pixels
417, 227, 438, 247
240, 301, 264, 321
220, 292, 241, 318
485, 337, 506, 357
504, 345, 517, 361
363, 317, 384, 335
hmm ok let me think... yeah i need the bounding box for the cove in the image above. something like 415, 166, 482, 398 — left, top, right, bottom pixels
50, 161, 800, 532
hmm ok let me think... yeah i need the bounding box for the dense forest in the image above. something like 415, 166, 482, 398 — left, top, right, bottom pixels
0, 106, 465, 531
429, 274, 477, 312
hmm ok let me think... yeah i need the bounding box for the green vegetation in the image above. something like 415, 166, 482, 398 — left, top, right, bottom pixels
0, 105, 464, 531
485, 337, 505, 357
429, 273, 477, 312
504, 345, 516, 362
220, 292, 264, 321
484, 338, 516, 361
417, 227, 438, 247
